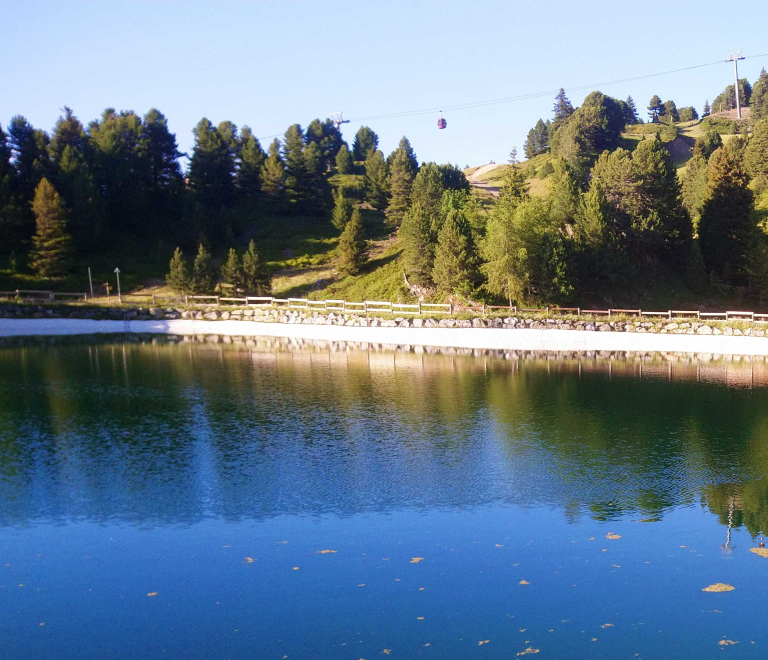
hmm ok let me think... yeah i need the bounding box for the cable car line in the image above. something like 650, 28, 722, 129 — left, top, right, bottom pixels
255, 52, 768, 140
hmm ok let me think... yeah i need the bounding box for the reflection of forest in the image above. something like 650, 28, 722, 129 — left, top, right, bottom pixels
2, 336, 768, 535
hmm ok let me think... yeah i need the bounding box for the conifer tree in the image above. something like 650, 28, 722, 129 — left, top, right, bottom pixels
699, 148, 754, 282
624, 96, 639, 125
142, 108, 183, 194
49, 106, 85, 163
188, 118, 236, 209
167, 247, 191, 293
335, 144, 353, 174
331, 190, 354, 231
352, 126, 379, 161
552, 89, 574, 126
0, 123, 13, 232
400, 202, 434, 284
432, 213, 474, 295
337, 208, 366, 275
364, 149, 389, 210
241, 240, 271, 295
261, 138, 286, 203
681, 154, 709, 227
386, 147, 415, 227
235, 126, 265, 200
684, 241, 708, 293
702, 100, 711, 117
752, 69, 768, 121
220, 248, 244, 292
745, 120, 768, 180
29, 178, 72, 278
397, 136, 419, 175
647, 95, 663, 122
660, 100, 679, 123
282, 124, 309, 210
191, 243, 218, 293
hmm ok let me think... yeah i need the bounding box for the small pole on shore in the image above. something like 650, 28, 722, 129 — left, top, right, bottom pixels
114, 267, 122, 304
87, 267, 94, 299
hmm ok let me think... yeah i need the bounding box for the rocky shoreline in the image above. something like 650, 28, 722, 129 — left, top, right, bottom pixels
1, 303, 765, 337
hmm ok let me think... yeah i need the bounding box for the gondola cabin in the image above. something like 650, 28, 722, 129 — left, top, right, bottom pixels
437, 116, 447, 129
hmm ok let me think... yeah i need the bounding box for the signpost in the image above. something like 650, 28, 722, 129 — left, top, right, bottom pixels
114, 267, 122, 304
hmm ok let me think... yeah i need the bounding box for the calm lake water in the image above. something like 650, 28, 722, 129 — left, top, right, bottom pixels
2, 336, 768, 659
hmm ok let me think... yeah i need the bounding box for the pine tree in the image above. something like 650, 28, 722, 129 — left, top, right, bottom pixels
432, 213, 474, 295
364, 149, 389, 210
335, 144, 353, 174
397, 136, 419, 175
337, 208, 366, 275
282, 124, 308, 210
624, 96, 639, 125
745, 120, 768, 180
681, 154, 709, 227
261, 138, 286, 203
497, 160, 530, 214
235, 126, 265, 200
0, 123, 13, 234
660, 100, 679, 123
142, 108, 183, 194
480, 204, 528, 305
699, 148, 754, 282
684, 240, 708, 293
331, 190, 354, 231
552, 88, 574, 126
702, 100, 711, 117
191, 243, 218, 293
29, 178, 72, 278
400, 202, 434, 284
241, 240, 271, 295
167, 247, 191, 293
188, 118, 236, 209
48, 106, 85, 163
220, 248, 243, 293
352, 126, 378, 161
752, 69, 768, 121
386, 148, 415, 227
647, 95, 663, 122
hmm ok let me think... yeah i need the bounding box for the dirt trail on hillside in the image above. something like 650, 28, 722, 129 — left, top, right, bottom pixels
467, 163, 503, 197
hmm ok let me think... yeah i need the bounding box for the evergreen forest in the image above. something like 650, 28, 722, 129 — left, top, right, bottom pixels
2, 66, 768, 307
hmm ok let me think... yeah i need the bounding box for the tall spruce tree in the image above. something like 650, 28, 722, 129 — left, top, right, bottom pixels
397, 136, 419, 175
681, 154, 709, 228
386, 147, 415, 227
745, 119, 768, 180
335, 144, 353, 174
29, 178, 72, 278
191, 243, 218, 293
352, 126, 378, 161
220, 248, 244, 292
261, 138, 286, 204
552, 89, 574, 125
235, 126, 265, 200
188, 118, 236, 209
699, 148, 754, 282
8, 116, 49, 242
242, 239, 271, 294
624, 96, 639, 125
282, 124, 311, 211
337, 207, 366, 275
752, 69, 768, 121
400, 202, 435, 285
702, 100, 711, 117
0, 123, 13, 237
364, 149, 389, 210
166, 248, 191, 293
432, 212, 475, 295
331, 190, 354, 231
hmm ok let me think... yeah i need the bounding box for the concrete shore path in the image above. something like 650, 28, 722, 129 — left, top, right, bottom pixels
3, 318, 768, 357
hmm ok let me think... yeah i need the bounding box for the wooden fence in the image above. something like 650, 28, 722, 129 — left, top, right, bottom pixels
3, 289, 768, 322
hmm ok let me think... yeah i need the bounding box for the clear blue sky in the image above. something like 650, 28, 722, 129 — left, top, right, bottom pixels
2, 0, 767, 168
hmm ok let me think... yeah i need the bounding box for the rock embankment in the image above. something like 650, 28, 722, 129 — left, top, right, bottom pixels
1, 303, 766, 337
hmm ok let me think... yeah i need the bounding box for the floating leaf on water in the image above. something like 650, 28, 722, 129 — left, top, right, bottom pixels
244, 557, 255, 563
292, 567, 300, 571
601, 623, 614, 628
478, 640, 490, 645
519, 580, 530, 585
419, 587, 425, 591
39, 622, 45, 627
382, 650, 391, 655
147, 592, 158, 597
718, 640, 739, 646
749, 547, 768, 558
316, 550, 337, 554
516, 648, 539, 656
423, 643, 431, 647
410, 557, 424, 564
417, 616, 425, 620
358, 584, 365, 587
605, 533, 621, 540
702, 583, 735, 592
495, 544, 503, 548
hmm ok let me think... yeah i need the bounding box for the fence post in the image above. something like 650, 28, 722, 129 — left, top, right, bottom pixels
449, 303, 453, 316
608, 309, 612, 318
152, 293, 156, 306
513, 305, 517, 315
577, 307, 581, 316
418, 301, 422, 315
482, 304, 485, 318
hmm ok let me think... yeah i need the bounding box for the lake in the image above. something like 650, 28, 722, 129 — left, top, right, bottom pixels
1, 335, 768, 659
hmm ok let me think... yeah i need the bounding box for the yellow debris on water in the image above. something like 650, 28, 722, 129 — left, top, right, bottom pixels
606, 533, 621, 540
601, 623, 614, 628
317, 550, 337, 554
702, 583, 735, 592
417, 616, 425, 620
478, 640, 490, 645
244, 557, 255, 563
718, 640, 739, 646
495, 544, 503, 547
39, 622, 45, 627
382, 649, 391, 654
358, 584, 365, 587
410, 557, 424, 564
419, 587, 425, 591
292, 567, 300, 571
147, 592, 158, 597
749, 547, 768, 558
516, 648, 539, 656
519, 580, 530, 585
423, 643, 431, 647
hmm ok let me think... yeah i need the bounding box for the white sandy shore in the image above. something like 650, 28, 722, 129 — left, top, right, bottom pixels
2, 318, 768, 356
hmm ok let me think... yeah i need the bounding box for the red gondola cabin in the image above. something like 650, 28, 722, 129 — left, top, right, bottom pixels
437, 117, 447, 129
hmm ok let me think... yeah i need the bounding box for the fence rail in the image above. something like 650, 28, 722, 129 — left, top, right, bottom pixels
4, 289, 768, 323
